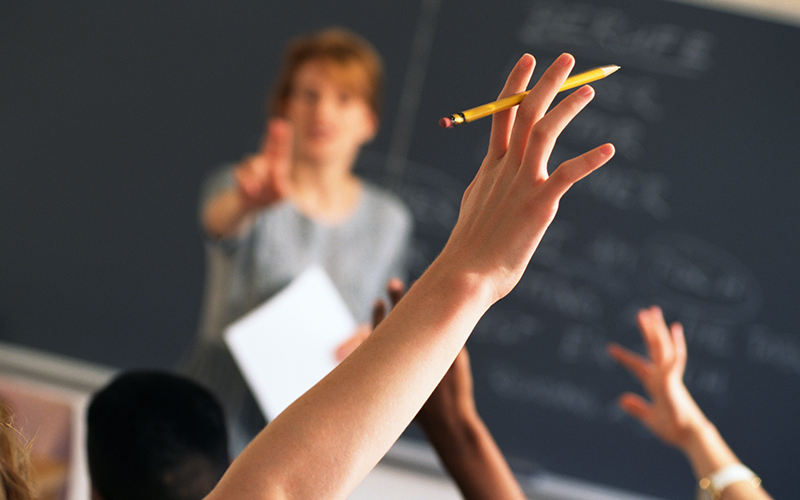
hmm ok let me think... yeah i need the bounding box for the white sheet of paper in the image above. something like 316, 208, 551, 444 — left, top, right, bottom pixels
224, 265, 357, 421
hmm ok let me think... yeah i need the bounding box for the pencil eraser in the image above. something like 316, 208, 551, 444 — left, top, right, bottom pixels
439, 116, 453, 128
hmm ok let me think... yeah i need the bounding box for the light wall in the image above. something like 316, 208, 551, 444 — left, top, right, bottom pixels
674, 0, 800, 25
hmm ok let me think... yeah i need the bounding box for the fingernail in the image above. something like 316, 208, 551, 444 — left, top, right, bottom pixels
520, 54, 533, 67
577, 85, 594, 97
556, 53, 573, 67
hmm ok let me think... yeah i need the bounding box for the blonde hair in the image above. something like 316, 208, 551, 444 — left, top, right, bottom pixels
0, 401, 32, 500
269, 27, 385, 120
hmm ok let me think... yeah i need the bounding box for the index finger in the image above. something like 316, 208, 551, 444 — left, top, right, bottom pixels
487, 54, 536, 158
260, 118, 293, 163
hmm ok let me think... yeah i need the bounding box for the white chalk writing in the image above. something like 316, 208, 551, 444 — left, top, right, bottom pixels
518, 0, 715, 77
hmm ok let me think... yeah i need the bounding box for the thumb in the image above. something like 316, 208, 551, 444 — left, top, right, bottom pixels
618, 392, 652, 424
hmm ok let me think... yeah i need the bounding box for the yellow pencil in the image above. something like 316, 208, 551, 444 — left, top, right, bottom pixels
439, 64, 620, 128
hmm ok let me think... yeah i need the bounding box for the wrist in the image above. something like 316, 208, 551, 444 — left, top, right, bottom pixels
423, 252, 501, 312
697, 463, 761, 500
203, 189, 258, 239
424, 259, 496, 306
681, 418, 741, 481
677, 413, 714, 451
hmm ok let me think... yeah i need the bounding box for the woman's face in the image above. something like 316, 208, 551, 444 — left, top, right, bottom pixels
285, 59, 377, 167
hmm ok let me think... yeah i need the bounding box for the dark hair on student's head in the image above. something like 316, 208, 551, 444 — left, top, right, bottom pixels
87, 371, 229, 500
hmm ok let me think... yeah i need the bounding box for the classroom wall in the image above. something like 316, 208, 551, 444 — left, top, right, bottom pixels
679, 0, 800, 25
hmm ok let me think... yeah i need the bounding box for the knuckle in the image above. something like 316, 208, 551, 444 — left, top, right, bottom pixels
529, 123, 553, 144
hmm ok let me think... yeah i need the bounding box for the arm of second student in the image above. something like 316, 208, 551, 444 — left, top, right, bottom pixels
417, 348, 527, 500
204, 53, 613, 500
372, 281, 525, 500
608, 306, 773, 500
202, 118, 293, 238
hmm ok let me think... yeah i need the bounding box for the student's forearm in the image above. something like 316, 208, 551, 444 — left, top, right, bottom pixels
681, 417, 739, 481
207, 259, 497, 500
683, 419, 773, 500
421, 411, 526, 500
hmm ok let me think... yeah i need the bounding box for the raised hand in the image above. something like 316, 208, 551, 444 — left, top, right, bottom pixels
437, 53, 615, 304
608, 307, 774, 500
607, 305, 706, 449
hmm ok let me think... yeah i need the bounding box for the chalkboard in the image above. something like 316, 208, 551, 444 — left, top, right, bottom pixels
2, 1, 799, 500
355, 1, 799, 499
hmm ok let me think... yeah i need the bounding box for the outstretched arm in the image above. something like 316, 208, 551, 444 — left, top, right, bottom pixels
608, 306, 772, 500
205, 52, 613, 500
